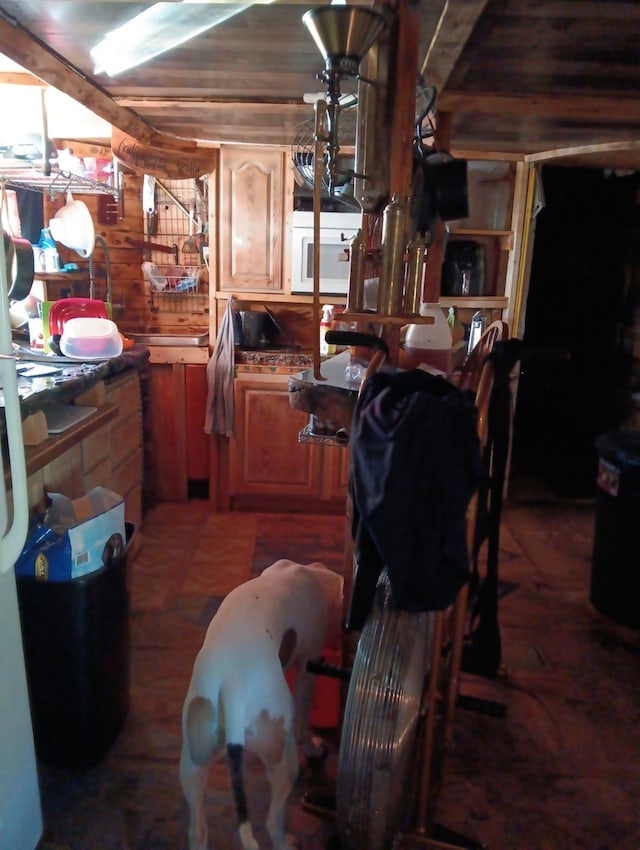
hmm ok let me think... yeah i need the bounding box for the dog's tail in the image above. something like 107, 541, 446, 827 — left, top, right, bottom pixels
185, 695, 218, 766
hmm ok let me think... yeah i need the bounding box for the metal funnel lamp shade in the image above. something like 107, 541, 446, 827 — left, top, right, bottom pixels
302, 6, 387, 193
302, 6, 388, 77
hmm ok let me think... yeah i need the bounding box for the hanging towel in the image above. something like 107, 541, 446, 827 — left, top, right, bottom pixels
204, 297, 235, 436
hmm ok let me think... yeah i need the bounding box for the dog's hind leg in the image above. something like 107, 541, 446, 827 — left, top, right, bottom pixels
227, 743, 259, 850
180, 739, 211, 850
180, 695, 221, 850
262, 731, 299, 850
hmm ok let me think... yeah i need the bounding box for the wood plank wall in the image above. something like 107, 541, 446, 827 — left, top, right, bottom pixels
42, 167, 148, 334
42, 148, 211, 335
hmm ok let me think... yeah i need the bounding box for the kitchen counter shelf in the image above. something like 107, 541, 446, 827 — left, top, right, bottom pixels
1, 345, 149, 430
4, 366, 145, 529
339, 311, 435, 325
214, 291, 346, 306
21, 404, 119, 477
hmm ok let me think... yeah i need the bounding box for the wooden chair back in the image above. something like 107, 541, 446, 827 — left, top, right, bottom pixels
456, 319, 509, 393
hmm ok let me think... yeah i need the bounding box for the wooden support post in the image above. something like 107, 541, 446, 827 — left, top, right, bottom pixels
423, 111, 453, 303
388, 1, 421, 203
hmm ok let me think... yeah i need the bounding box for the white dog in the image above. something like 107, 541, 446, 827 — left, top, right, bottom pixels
179, 559, 344, 850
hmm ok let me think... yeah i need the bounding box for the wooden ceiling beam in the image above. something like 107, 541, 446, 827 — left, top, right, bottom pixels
420, 0, 489, 90
439, 90, 640, 123
0, 16, 156, 143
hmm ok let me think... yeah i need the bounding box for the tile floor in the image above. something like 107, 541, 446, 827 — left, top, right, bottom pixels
35, 491, 640, 850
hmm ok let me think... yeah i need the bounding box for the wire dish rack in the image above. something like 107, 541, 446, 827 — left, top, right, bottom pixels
149, 290, 208, 314
142, 262, 201, 292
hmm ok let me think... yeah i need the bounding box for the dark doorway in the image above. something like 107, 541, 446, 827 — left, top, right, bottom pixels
511, 166, 638, 499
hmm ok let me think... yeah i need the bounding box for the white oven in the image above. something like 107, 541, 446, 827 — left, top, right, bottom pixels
291, 210, 362, 296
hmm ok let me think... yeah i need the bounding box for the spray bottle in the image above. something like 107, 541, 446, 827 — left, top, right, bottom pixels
320, 305, 335, 355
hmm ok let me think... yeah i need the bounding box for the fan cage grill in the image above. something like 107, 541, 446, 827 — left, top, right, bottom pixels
290, 108, 358, 195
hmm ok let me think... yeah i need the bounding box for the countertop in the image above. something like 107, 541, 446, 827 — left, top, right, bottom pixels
290, 349, 361, 392
234, 347, 314, 369
1, 345, 150, 431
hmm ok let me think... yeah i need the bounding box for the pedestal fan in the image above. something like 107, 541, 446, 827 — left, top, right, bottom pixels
337, 584, 435, 850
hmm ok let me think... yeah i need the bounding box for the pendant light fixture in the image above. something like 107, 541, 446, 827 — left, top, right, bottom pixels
302, 5, 387, 193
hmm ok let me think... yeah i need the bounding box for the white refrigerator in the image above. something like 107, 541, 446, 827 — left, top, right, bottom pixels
0, 231, 42, 849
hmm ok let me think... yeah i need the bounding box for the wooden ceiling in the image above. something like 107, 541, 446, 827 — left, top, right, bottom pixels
0, 0, 639, 168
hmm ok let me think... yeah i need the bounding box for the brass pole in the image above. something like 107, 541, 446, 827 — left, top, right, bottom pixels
312, 99, 327, 381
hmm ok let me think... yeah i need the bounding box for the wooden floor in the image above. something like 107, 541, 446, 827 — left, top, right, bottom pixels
35, 495, 640, 850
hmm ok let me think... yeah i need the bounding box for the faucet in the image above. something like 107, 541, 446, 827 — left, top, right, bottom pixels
88, 234, 112, 303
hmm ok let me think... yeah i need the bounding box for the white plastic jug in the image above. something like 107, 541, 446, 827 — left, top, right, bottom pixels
403, 303, 453, 373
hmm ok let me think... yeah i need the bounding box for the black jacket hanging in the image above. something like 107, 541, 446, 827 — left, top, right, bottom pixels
348, 368, 481, 619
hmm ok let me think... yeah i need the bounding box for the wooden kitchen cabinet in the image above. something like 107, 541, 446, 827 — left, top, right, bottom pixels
230, 374, 320, 499
104, 371, 144, 529
19, 369, 144, 530
227, 372, 348, 513
145, 353, 210, 503
218, 146, 294, 294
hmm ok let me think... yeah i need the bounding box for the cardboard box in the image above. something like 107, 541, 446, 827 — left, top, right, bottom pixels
14, 487, 126, 582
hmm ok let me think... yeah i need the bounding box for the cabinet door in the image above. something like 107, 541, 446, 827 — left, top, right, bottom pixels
322, 443, 350, 502
145, 360, 210, 503
147, 363, 188, 502
105, 372, 144, 527
230, 377, 321, 497
219, 147, 286, 292
185, 364, 210, 481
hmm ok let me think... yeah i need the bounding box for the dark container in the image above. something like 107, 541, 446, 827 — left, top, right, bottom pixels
232, 310, 276, 348
590, 432, 640, 629
16, 523, 135, 769
441, 240, 486, 297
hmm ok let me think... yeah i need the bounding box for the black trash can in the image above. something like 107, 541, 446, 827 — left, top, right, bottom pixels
16, 522, 135, 769
590, 432, 640, 629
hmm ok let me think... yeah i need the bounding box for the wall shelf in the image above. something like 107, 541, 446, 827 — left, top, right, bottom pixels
0, 162, 118, 199
448, 228, 512, 238
439, 296, 509, 309
448, 228, 514, 251
339, 311, 435, 325
34, 272, 89, 282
